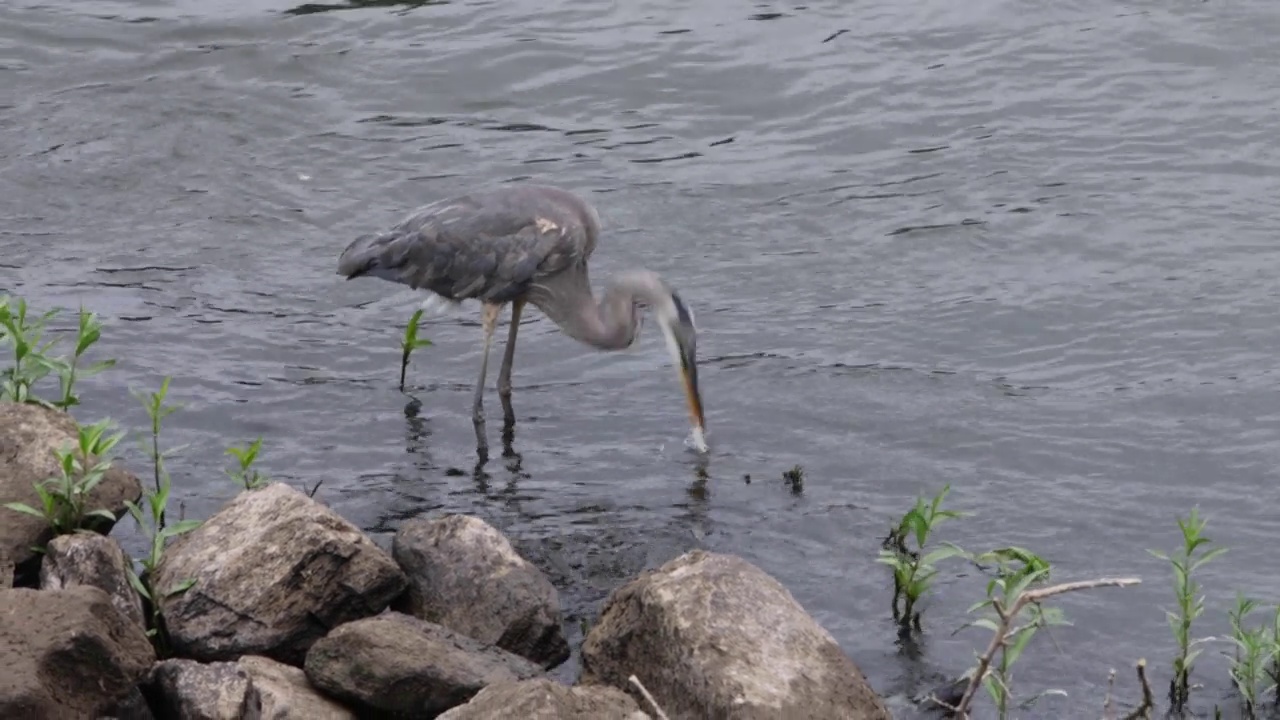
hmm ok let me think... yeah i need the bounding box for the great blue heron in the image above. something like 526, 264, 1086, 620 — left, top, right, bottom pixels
336, 183, 706, 455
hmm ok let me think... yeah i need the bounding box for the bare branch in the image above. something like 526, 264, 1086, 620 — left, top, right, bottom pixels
1102, 667, 1117, 720
1120, 659, 1154, 720
954, 577, 1141, 717
629, 674, 670, 720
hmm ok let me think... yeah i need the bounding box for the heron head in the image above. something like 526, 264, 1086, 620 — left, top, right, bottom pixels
655, 289, 705, 441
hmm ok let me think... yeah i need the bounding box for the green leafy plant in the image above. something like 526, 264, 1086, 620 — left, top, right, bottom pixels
1224, 594, 1278, 718
1148, 507, 1228, 712
124, 378, 200, 655
399, 308, 433, 391
226, 437, 268, 490
39, 306, 115, 410
958, 550, 1067, 717
3, 417, 125, 537
877, 484, 966, 631
0, 296, 60, 404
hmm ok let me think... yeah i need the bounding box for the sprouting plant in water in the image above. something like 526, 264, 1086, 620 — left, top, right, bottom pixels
876, 484, 966, 631
124, 378, 200, 656
1148, 506, 1228, 712
1224, 594, 1278, 718
3, 417, 125, 537
0, 298, 115, 409
0, 295, 61, 405
399, 308, 433, 391
782, 464, 804, 495
957, 549, 1067, 718
226, 437, 268, 490
132, 376, 185, 530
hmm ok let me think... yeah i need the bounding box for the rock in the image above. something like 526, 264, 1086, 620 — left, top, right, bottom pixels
238, 655, 356, 720
392, 514, 570, 669
304, 612, 544, 718
40, 532, 146, 630
0, 585, 155, 718
154, 482, 407, 665
149, 659, 252, 720
0, 402, 142, 584
438, 678, 651, 720
580, 550, 892, 720
99, 686, 157, 720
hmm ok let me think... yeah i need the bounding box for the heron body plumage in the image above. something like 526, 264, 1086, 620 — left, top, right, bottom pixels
338, 182, 706, 455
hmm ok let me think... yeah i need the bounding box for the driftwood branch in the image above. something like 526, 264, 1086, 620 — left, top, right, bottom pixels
629, 674, 670, 720
952, 577, 1142, 717
1120, 659, 1155, 720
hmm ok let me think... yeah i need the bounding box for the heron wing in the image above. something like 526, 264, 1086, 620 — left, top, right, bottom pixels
337, 185, 596, 303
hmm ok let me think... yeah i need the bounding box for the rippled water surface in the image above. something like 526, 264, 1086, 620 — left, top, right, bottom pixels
5, 0, 1280, 716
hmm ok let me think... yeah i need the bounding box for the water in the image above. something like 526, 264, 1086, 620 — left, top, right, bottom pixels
4, 0, 1280, 716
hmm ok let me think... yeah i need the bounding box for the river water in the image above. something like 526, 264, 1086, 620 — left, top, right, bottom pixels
4, 0, 1280, 717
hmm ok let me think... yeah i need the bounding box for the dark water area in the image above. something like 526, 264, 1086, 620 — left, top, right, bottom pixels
4, 0, 1280, 716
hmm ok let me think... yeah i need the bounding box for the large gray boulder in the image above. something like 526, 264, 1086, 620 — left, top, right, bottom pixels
393, 514, 569, 668
149, 659, 252, 720
438, 679, 651, 720
0, 402, 141, 584
0, 585, 155, 717
153, 482, 407, 665
304, 612, 544, 718
580, 550, 891, 720
40, 532, 146, 630
239, 655, 356, 720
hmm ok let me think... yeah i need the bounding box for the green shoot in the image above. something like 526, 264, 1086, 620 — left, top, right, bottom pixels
131, 376, 185, 530
0, 296, 61, 405
958, 550, 1067, 717
1148, 506, 1228, 712
1225, 593, 1275, 717
124, 377, 200, 656
42, 306, 116, 410
2, 417, 125, 536
226, 437, 268, 490
399, 308, 433, 391
876, 484, 966, 631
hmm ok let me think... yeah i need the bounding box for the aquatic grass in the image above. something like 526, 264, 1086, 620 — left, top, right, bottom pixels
1224, 594, 1278, 718
226, 437, 268, 490
877, 484, 966, 631
0, 297, 115, 409
399, 308, 433, 391
124, 378, 200, 656
3, 417, 126, 538
1148, 506, 1228, 712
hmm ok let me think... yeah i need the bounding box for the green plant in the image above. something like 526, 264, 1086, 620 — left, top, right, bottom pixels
1269, 606, 1280, 711
876, 484, 966, 631
1224, 594, 1277, 717
124, 378, 200, 655
226, 437, 268, 490
0, 296, 60, 404
3, 417, 125, 537
0, 298, 115, 409
959, 550, 1067, 717
1148, 507, 1228, 712
399, 308, 433, 391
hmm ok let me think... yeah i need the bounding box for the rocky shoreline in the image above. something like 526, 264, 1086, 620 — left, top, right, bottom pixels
1, 401, 891, 719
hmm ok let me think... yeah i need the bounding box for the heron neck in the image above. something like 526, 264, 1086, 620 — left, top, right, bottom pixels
528, 265, 648, 351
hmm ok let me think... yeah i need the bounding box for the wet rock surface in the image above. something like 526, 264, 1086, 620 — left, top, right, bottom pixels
304, 612, 544, 718
154, 482, 407, 665
393, 514, 570, 669
580, 550, 892, 720
0, 585, 155, 718
437, 678, 651, 720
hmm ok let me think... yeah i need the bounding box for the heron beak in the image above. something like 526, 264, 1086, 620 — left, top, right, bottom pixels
677, 342, 705, 432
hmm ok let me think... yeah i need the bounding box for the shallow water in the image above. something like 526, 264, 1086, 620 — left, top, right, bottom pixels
5, 0, 1280, 716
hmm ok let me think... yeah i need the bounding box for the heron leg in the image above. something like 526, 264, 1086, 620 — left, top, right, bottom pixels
473, 302, 501, 445
498, 297, 525, 399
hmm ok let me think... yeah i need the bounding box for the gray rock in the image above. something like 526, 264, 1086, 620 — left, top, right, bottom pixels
393, 514, 569, 669
154, 482, 407, 665
0, 585, 155, 718
304, 612, 544, 718
238, 655, 356, 720
99, 686, 157, 720
580, 550, 892, 720
149, 659, 251, 720
438, 678, 651, 720
40, 532, 146, 630
0, 402, 141, 583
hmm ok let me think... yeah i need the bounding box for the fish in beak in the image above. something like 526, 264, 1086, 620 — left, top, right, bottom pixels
662, 292, 707, 451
